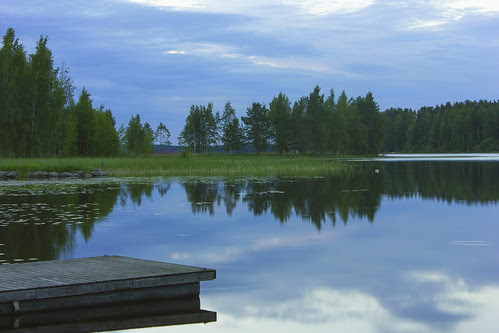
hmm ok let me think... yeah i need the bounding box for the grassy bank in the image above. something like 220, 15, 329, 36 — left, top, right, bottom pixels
0, 154, 355, 178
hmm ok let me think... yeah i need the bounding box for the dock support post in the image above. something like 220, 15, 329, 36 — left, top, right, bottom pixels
13, 301, 19, 312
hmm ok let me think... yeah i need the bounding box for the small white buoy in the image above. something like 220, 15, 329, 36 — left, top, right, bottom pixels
374, 169, 380, 174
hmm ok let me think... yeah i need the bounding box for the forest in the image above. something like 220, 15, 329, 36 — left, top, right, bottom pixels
383, 101, 499, 153
1, 28, 498, 158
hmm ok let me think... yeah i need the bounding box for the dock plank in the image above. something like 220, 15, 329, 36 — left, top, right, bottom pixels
0, 256, 215, 303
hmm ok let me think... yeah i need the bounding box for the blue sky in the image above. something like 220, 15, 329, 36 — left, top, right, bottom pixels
1, 0, 498, 143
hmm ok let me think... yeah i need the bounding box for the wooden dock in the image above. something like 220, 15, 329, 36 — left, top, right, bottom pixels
0, 256, 216, 331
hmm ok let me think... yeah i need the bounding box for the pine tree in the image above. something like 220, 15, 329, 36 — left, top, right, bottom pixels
332, 91, 349, 154
29, 35, 58, 157
354, 92, 385, 155
269, 92, 292, 153
290, 97, 307, 152
241, 102, 270, 153
74, 88, 94, 156
305, 85, 327, 153
0, 28, 27, 157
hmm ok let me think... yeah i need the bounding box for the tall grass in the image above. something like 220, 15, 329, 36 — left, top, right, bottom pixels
0, 154, 355, 178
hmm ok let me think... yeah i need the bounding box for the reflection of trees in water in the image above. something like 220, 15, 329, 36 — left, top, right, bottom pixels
120, 182, 154, 206
0, 179, 173, 263
181, 161, 498, 230
383, 162, 499, 204
157, 180, 171, 197
118, 180, 171, 206
182, 180, 219, 215
2, 161, 496, 262
182, 165, 384, 230
221, 181, 243, 216
0, 183, 121, 263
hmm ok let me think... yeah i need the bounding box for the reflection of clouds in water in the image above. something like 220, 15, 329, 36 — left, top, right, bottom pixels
180, 231, 334, 264
162, 287, 429, 333
407, 271, 499, 318
149, 270, 499, 333
158, 283, 499, 333
250, 233, 331, 251
243, 288, 404, 323
196, 246, 244, 264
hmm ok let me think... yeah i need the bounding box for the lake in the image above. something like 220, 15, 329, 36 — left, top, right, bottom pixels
1, 155, 498, 332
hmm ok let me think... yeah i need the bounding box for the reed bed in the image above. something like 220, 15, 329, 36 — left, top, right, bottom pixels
0, 154, 355, 178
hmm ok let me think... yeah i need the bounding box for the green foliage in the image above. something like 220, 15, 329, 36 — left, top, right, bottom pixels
331, 91, 349, 154
124, 114, 153, 155
0, 28, 26, 157
92, 106, 120, 156
290, 97, 308, 151
305, 85, 328, 153
383, 108, 415, 152
221, 101, 243, 153
178, 103, 217, 153
354, 92, 385, 155
383, 100, 499, 152
269, 92, 292, 153
60, 108, 77, 157
29, 34, 57, 157
242, 102, 271, 153
266, 87, 384, 156
74, 88, 94, 156
73, 89, 120, 157
155, 122, 172, 149
0, 28, 119, 158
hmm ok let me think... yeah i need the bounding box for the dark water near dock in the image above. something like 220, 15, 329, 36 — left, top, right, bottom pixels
0, 157, 498, 332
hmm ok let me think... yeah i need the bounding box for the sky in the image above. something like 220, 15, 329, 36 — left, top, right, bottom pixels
1, 0, 498, 144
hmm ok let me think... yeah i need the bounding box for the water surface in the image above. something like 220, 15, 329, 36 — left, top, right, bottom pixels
0, 159, 498, 332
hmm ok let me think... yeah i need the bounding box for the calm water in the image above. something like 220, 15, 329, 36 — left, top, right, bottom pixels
0, 158, 498, 332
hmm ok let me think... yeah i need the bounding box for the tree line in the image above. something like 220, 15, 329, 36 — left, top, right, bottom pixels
180, 93, 498, 155
180, 87, 385, 155
2, 28, 497, 157
383, 101, 499, 152
0, 28, 122, 157
0, 28, 171, 158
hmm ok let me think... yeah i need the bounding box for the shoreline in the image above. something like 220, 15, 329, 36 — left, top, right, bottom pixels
0, 155, 355, 178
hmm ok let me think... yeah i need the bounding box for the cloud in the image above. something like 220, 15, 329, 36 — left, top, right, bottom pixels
126, 0, 374, 16
125, 0, 273, 16
125, 0, 499, 25
401, 0, 499, 30
282, 0, 374, 15
442, 0, 499, 14
164, 50, 186, 55
162, 41, 358, 77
